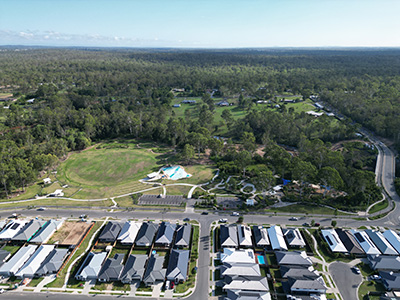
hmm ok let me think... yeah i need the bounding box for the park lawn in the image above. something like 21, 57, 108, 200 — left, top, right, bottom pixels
165, 185, 191, 196
0, 198, 113, 209
46, 221, 102, 288
368, 199, 389, 214
358, 281, 386, 299
266, 204, 351, 216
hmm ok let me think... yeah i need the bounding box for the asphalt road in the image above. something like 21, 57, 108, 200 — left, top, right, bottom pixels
329, 262, 362, 300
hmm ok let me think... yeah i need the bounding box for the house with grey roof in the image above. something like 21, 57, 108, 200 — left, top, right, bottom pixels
224, 275, 270, 292
98, 222, 123, 243
155, 222, 176, 247
275, 251, 313, 267
75, 252, 107, 281
380, 271, 400, 291
135, 222, 158, 247
237, 225, 253, 248
30, 220, 63, 244
283, 228, 306, 248
368, 255, 400, 271
174, 224, 191, 248
335, 229, 364, 255
220, 224, 239, 248
12, 219, 46, 242
0, 244, 38, 276
222, 262, 261, 277
0, 220, 28, 240
98, 253, 125, 282
226, 289, 272, 300
280, 266, 319, 280
16, 245, 55, 278
365, 230, 398, 255
252, 226, 270, 248
284, 276, 327, 295
36, 248, 69, 277
120, 254, 148, 283
143, 254, 166, 286
166, 249, 190, 283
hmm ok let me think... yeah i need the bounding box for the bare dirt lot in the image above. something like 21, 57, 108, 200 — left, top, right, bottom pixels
51, 221, 92, 245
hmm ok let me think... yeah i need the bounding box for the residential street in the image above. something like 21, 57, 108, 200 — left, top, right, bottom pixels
329, 262, 362, 300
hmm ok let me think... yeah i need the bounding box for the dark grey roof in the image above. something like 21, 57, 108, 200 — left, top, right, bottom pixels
120, 254, 148, 283
155, 222, 176, 246
368, 255, 400, 271
166, 249, 190, 281
335, 229, 364, 254
174, 224, 191, 247
275, 251, 312, 266
365, 230, 398, 255
36, 248, 69, 276
220, 224, 238, 247
226, 289, 271, 300
380, 271, 400, 291
98, 222, 123, 242
280, 266, 319, 279
98, 253, 125, 282
135, 222, 158, 246
143, 254, 166, 285
252, 226, 269, 247
286, 277, 327, 293
12, 219, 46, 241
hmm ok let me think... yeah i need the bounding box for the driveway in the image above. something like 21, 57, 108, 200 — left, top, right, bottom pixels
329, 262, 362, 300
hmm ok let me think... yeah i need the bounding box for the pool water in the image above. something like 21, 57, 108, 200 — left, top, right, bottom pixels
257, 255, 266, 264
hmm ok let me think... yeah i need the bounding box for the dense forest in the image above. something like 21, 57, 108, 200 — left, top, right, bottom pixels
0, 47, 398, 209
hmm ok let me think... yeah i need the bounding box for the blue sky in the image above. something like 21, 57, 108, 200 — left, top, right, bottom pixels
1, 0, 399, 47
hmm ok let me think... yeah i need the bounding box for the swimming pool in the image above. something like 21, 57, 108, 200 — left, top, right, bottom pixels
257, 255, 266, 265
162, 165, 191, 180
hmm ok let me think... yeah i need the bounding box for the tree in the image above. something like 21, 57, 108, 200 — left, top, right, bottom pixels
331, 220, 337, 227
221, 109, 234, 129
181, 144, 195, 164
236, 150, 252, 177
242, 132, 257, 154
318, 166, 344, 195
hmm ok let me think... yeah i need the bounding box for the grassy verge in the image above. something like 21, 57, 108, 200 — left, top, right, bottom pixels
358, 281, 385, 300
368, 199, 389, 214
265, 204, 351, 216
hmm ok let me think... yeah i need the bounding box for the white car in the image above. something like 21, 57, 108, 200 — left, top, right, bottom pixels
219, 218, 228, 223
232, 212, 239, 216
353, 267, 361, 274
0, 288, 4, 294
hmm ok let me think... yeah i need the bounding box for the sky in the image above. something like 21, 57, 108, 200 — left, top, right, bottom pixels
1, 0, 400, 48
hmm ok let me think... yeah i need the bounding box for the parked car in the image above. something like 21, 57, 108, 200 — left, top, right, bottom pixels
201, 212, 209, 215
37, 207, 46, 211
370, 275, 381, 280
0, 288, 4, 294
231, 212, 239, 216
219, 218, 228, 223
170, 281, 175, 289
183, 218, 190, 222
314, 223, 321, 227
79, 214, 87, 218
352, 267, 361, 274
165, 280, 170, 290
302, 222, 310, 227
289, 217, 298, 221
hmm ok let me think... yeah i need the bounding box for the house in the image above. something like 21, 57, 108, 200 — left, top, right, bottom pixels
26, 98, 35, 103
306, 111, 324, 117
120, 254, 148, 283
314, 102, 324, 109
155, 222, 176, 247
283, 228, 306, 248
135, 222, 158, 247
172, 104, 181, 108
35, 248, 69, 277
245, 199, 255, 206
267, 226, 288, 251
75, 252, 107, 281
237, 225, 253, 248
174, 224, 191, 248
224, 275, 270, 292
383, 230, 400, 254
226, 289, 271, 300
275, 251, 313, 267
380, 271, 400, 291
220, 225, 239, 248
143, 254, 166, 286
217, 100, 230, 106
350, 230, 381, 255
252, 226, 270, 248
43, 178, 51, 184
284, 277, 327, 295
15, 245, 55, 278
0, 249, 10, 268
368, 255, 400, 271
30, 219, 63, 244
117, 221, 142, 245
0, 219, 28, 240
321, 229, 347, 253
98, 221, 123, 243
222, 262, 261, 277
98, 253, 125, 282
280, 266, 319, 279
365, 230, 398, 255
166, 249, 190, 283
220, 248, 256, 264
49, 189, 64, 197
335, 229, 364, 255
0, 245, 38, 276
12, 219, 46, 242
